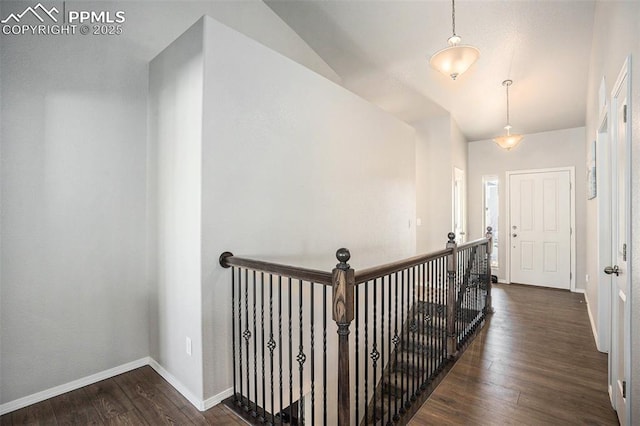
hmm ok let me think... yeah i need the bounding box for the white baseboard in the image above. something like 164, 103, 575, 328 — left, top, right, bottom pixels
203, 387, 234, 410
147, 358, 205, 410
0, 357, 149, 416
573, 288, 586, 294
583, 292, 602, 351
0, 357, 231, 416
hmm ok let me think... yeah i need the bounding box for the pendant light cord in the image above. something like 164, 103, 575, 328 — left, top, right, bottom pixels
452, 0, 456, 36
506, 83, 510, 125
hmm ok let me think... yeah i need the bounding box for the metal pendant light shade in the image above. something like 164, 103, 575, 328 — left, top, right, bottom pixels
429, 0, 480, 80
493, 80, 524, 150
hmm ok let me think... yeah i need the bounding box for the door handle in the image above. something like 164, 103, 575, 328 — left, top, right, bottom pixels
604, 265, 620, 276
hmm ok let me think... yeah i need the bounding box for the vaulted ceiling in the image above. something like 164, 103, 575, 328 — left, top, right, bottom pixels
265, 0, 596, 141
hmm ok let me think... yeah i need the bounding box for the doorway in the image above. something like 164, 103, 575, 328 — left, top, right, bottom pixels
506, 168, 575, 290
607, 57, 631, 425
453, 167, 466, 243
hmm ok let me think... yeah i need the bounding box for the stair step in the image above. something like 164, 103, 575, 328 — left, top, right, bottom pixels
400, 340, 444, 356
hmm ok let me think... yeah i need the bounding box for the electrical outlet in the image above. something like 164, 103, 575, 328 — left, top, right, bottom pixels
186, 337, 192, 356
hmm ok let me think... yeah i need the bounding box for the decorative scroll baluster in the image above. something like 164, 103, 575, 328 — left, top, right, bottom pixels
364, 280, 369, 425
411, 266, 417, 402
268, 274, 276, 425
298, 279, 305, 423
244, 268, 251, 412
380, 275, 385, 423
238, 267, 244, 409
392, 271, 399, 422
372, 277, 378, 423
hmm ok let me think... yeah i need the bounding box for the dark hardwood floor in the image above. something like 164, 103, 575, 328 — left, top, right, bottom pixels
1, 283, 617, 425
0, 366, 246, 425
409, 283, 619, 425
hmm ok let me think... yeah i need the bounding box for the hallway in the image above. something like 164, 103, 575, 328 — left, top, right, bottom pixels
410, 283, 617, 424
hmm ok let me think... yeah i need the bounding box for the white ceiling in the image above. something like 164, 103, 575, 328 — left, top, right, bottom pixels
265, 0, 596, 141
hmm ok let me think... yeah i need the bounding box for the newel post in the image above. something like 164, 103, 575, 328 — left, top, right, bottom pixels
446, 232, 458, 359
332, 248, 355, 426
485, 227, 495, 314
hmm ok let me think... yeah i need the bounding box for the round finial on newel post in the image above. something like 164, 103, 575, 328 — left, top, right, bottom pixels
219, 251, 233, 268
336, 248, 351, 270
447, 232, 456, 243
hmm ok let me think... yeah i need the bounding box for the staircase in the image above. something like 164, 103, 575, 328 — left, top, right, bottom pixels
362, 246, 487, 425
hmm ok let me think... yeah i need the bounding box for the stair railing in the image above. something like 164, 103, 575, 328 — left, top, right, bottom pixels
219, 228, 493, 425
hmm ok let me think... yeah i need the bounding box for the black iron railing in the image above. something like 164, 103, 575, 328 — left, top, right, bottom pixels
219, 228, 493, 425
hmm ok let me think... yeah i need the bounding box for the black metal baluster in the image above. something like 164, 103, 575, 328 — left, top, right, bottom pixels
288, 277, 293, 424
411, 266, 417, 402
232, 267, 238, 406
261, 272, 266, 423
372, 278, 379, 423
323, 285, 327, 426
269, 274, 276, 425
403, 267, 410, 410
364, 281, 369, 425
387, 274, 392, 426
310, 283, 315, 426
418, 264, 424, 394
278, 276, 284, 425
381, 275, 385, 423
393, 271, 399, 422
399, 269, 405, 415
244, 268, 251, 412
355, 284, 359, 425
438, 258, 444, 368
298, 279, 305, 424
427, 261, 432, 377
253, 270, 258, 418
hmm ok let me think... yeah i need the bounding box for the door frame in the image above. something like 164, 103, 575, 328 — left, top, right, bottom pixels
608, 55, 632, 422
452, 167, 466, 243
595, 105, 611, 353
504, 167, 576, 292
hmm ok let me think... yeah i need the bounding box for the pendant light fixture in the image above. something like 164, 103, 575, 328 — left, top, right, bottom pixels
493, 79, 524, 150
429, 0, 480, 80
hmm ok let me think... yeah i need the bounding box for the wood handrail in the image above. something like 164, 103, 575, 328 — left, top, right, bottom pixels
354, 248, 451, 284
219, 252, 333, 285
458, 237, 490, 251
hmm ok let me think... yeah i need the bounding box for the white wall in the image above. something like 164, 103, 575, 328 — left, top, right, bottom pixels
0, 7, 150, 404
0, 0, 339, 406
584, 1, 640, 421
200, 15, 416, 400
414, 115, 468, 253
148, 20, 206, 401
149, 16, 416, 403
467, 127, 586, 288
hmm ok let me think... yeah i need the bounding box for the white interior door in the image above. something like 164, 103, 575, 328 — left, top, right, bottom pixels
453, 167, 466, 243
608, 61, 630, 425
509, 170, 572, 289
